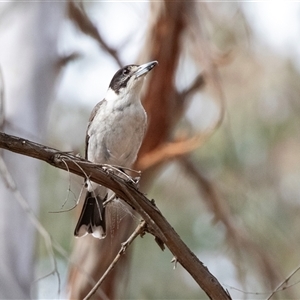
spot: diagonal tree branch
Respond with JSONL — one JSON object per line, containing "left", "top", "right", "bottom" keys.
{"left": 0, "top": 131, "right": 231, "bottom": 300}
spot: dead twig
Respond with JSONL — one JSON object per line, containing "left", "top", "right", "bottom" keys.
{"left": 266, "top": 265, "right": 300, "bottom": 300}
{"left": 0, "top": 152, "right": 105, "bottom": 297}
{"left": 0, "top": 155, "right": 61, "bottom": 294}
{"left": 0, "top": 132, "right": 231, "bottom": 300}
{"left": 84, "top": 221, "right": 147, "bottom": 300}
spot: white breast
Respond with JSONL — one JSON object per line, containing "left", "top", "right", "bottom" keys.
{"left": 87, "top": 98, "right": 147, "bottom": 167}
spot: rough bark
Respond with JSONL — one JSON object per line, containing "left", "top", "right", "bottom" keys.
{"left": 0, "top": 132, "right": 232, "bottom": 300}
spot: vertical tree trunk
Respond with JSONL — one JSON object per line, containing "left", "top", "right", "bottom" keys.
{"left": 0, "top": 3, "right": 66, "bottom": 298}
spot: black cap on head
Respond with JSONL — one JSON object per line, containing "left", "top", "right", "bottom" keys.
{"left": 109, "top": 65, "right": 138, "bottom": 93}
{"left": 109, "top": 61, "right": 158, "bottom": 94}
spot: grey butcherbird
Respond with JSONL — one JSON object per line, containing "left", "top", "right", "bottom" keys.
{"left": 74, "top": 61, "right": 158, "bottom": 239}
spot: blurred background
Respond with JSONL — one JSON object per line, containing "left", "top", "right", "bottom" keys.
{"left": 1, "top": 1, "right": 300, "bottom": 299}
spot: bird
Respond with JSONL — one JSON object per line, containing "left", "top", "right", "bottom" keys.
{"left": 74, "top": 60, "right": 158, "bottom": 239}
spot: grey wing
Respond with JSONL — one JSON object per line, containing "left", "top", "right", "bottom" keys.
{"left": 85, "top": 99, "right": 106, "bottom": 159}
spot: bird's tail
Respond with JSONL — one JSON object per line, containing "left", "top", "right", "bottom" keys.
{"left": 74, "top": 191, "right": 106, "bottom": 239}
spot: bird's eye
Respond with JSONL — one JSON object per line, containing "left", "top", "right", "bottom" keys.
{"left": 123, "top": 68, "right": 130, "bottom": 76}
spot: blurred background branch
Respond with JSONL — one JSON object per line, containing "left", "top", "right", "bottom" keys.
{"left": 1, "top": 1, "right": 300, "bottom": 299}
{"left": 67, "top": 0, "right": 122, "bottom": 67}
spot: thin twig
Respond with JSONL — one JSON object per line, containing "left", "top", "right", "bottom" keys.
{"left": 266, "top": 265, "right": 300, "bottom": 300}
{"left": 0, "top": 156, "right": 61, "bottom": 294}
{"left": 0, "top": 152, "right": 106, "bottom": 297}
{"left": 101, "top": 163, "right": 141, "bottom": 184}
{"left": 84, "top": 220, "right": 147, "bottom": 300}
{"left": 0, "top": 132, "right": 232, "bottom": 299}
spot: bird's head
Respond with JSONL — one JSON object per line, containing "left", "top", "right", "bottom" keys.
{"left": 106, "top": 61, "right": 158, "bottom": 102}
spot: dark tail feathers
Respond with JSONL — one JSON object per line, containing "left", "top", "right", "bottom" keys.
{"left": 74, "top": 192, "right": 106, "bottom": 239}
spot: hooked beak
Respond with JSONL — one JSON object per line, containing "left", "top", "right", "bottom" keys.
{"left": 135, "top": 61, "right": 158, "bottom": 78}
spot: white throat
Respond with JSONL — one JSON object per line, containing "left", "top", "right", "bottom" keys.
{"left": 105, "top": 85, "right": 143, "bottom": 111}
{"left": 105, "top": 88, "right": 119, "bottom": 102}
